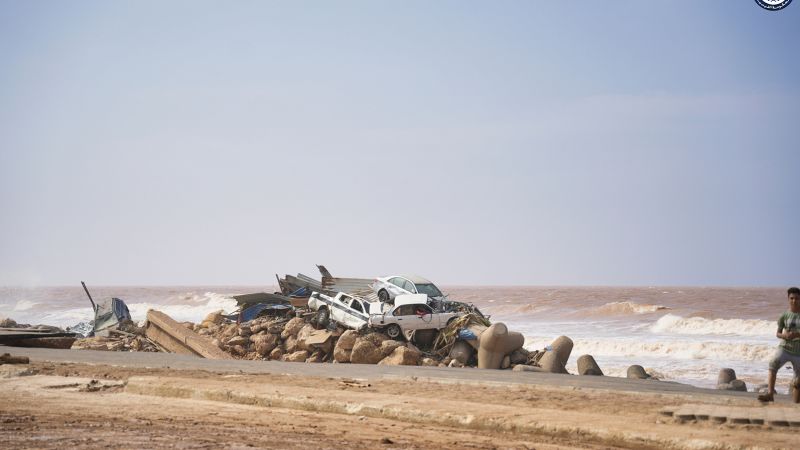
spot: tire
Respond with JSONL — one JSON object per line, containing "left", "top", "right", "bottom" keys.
{"left": 378, "top": 289, "right": 390, "bottom": 303}
{"left": 386, "top": 324, "right": 402, "bottom": 340}
{"left": 315, "top": 308, "right": 330, "bottom": 329}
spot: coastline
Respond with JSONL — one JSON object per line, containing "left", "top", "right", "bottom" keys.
{"left": 1, "top": 346, "right": 797, "bottom": 449}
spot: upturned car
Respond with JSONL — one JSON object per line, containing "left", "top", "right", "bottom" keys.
{"left": 307, "top": 291, "right": 383, "bottom": 330}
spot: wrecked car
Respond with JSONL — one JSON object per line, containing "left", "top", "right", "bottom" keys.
{"left": 372, "top": 275, "right": 446, "bottom": 303}
{"left": 307, "top": 291, "right": 383, "bottom": 330}
{"left": 368, "top": 294, "right": 461, "bottom": 340}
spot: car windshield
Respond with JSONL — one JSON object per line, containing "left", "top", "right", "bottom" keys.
{"left": 415, "top": 283, "right": 442, "bottom": 297}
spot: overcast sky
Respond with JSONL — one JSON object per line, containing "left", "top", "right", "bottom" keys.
{"left": 1, "top": 1, "right": 798, "bottom": 286}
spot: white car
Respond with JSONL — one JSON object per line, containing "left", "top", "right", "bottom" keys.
{"left": 307, "top": 291, "right": 384, "bottom": 330}
{"left": 368, "top": 294, "right": 460, "bottom": 340}
{"left": 372, "top": 275, "right": 445, "bottom": 303}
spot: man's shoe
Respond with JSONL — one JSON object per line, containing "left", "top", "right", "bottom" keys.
{"left": 758, "top": 392, "right": 774, "bottom": 402}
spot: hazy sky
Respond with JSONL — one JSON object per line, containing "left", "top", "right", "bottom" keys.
{"left": 1, "top": 1, "right": 798, "bottom": 286}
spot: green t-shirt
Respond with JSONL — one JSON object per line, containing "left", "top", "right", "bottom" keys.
{"left": 778, "top": 311, "right": 800, "bottom": 355}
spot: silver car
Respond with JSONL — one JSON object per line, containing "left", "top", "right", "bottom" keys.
{"left": 372, "top": 275, "right": 445, "bottom": 303}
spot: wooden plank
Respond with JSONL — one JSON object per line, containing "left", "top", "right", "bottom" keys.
{"left": 145, "top": 310, "right": 232, "bottom": 360}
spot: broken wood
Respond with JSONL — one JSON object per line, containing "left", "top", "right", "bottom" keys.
{"left": 145, "top": 310, "right": 232, "bottom": 360}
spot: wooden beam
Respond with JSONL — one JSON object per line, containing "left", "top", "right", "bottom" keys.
{"left": 145, "top": 310, "right": 232, "bottom": 360}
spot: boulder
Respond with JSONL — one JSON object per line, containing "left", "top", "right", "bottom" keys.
{"left": 251, "top": 333, "right": 279, "bottom": 357}
{"left": 295, "top": 324, "right": 316, "bottom": 351}
{"left": 283, "top": 350, "right": 309, "bottom": 362}
{"left": 0, "top": 318, "right": 18, "bottom": 328}
{"left": 420, "top": 357, "right": 439, "bottom": 366}
{"left": 350, "top": 333, "right": 390, "bottom": 364}
{"left": 501, "top": 355, "right": 511, "bottom": 369}
{"left": 538, "top": 336, "right": 573, "bottom": 374}
{"left": 281, "top": 317, "right": 305, "bottom": 340}
{"left": 269, "top": 347, "right": 284, "bottom": 360}
{"left": 230, "top": 345, "right": 246, "bottom": 356}
{"left": 238, "top": 326, "right": 252, "bottom": 337}
{"left": 201, "top": 310, "right": 225, "bottom": 328}
{"left": 477, "top": 323, "right": 525, "bottom": 369}
{"left": 226, "top": 336, "right": 249, "bottom": 347}
{"left": 626, "top": 365, "right": 650, "bottom": 379}
{"left": 378, "top": 346, "right": 421, "bottom": 366}
{"left": 306, "top": 349, "right": 324, "bottom": 363}
{"left": 379, "top": 340, "right": 404, "bottom": 358}
{"left": 576, "top": 354, "right": 603, "bottom": 376}
{"left": 333, "top": 330, "right": 358, "bottom": 363}
{"left": 449, "top": 340, "right": 474, "bottom": 365}
{"left": 284, "top": 336, "right": 299, "bottom": 354}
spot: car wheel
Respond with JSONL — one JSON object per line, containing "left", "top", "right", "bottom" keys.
{"left": 378, "top": 289, "right": 389, "bottom": 302}
{"left": 315, "top": 308, "right": 330, "bottom": 329}
{"left": 386, "top": 324, "right": 402, "bottom": 340}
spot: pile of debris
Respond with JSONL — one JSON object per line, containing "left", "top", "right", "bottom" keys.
{"left": 0, "top": 318, "right": 77, "bottom": 349}
{"left": 71, "top": 320, "right": 159, "bottom": 352}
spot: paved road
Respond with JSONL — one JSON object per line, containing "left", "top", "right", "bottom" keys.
{"left": 3, "top": 345, "right": 766, "bottom": 400}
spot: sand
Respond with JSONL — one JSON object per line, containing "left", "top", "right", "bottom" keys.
{"left": 0, "top": 349, "right": 798, "bottom": 449}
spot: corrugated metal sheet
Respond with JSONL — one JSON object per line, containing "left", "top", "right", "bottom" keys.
{"left": 321, "top": 276, "right": 374, "bottom": 297}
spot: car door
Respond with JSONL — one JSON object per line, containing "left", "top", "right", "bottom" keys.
{"left": 387, "top": 277, "right": 408, "bottom": 298}
{"left": 395, "top": 303, "right": 435, "bottom": 331}
{"left": 345, "top": 298, "right": 369, "bottom": 329}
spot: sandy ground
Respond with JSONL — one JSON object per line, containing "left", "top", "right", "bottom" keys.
{"left": 1, "top": 360, "right": 798, "bottom": 449}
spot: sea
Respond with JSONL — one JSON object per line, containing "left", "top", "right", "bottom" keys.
{"left": 0, "top": 285, "right": 794, "bottom": 393}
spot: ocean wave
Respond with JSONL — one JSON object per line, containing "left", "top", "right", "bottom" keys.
{"left": 525, "top": 338, "right": 775, "bottom": 367}
{"left": 592, "top": 301, "right": 670, "bottom": 316}
{"left": 650, "top": 314, "right": 774, "bottom": 337}
{"left": 12, "top": 299, "right": 38, "bottom": 311}
{"left": 126, "top": 292, "right": 237, "bottom": 324}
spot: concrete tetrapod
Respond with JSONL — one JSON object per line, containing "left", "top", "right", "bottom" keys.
{"left": 576, "top": 354, "right": 603, "bottom": 376}
{"left": 476, "top": 323, "right": 525, "bottom": 369}
{"left": 538, "top": 336, "right": 573, "bottom": 374}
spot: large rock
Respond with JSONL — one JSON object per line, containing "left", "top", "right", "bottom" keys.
{"left": 226, "top": 336, "right": 249, "bottom": 347}
{"left": 269, "top": 347, "right": 284, "bottom": 360}
{"left": 333, "top": 330, "right": 358, "bottom": 363}
{"left": 378, "top": 346, "right": 421, "bottom": 366}
{"left": 379, "top": 340, "right": 404, "bottom": 358}
{"left": 576, "top": 354, "right": 603, "bottom": 376}
{"left": 283, "top": 350, "right": 309, "bottom": 362}
{"left": 284, "top": 336, "right": 299, "bottom": 354}
{"left": 350, "top": 333, "right": 390, "bottom": 364}
{"left": 538, "top": 336, "right": 573, "bottom": 374}
{"left": 281, "top": 317, "right": 305, "bottom": 340}
{"left": 251, "top": 333, "right": 279, "bottom": 357}
{"left": 201, "top": 310, "right": 225, "bottom": 328}
{"left": 477, "top": 323, "right": 525, "bottom": 369}
{"left": 295, "top": 324, "right": 316, "bottom": 351}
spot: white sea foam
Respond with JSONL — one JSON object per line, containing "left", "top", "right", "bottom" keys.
{"left": 13, "top": 299, "right": 38, "bottom": 311}
{"left": 650, "top": 314, "right": 774, "bottom": 337}
{"left": 593, "top": 301, "right": 670, "bottom": 315}
{"left": 125, "top": 292, "right": 237, "bottom": 324}
{"left": 521, "top": 335, "right": 775, "bottom": 363}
